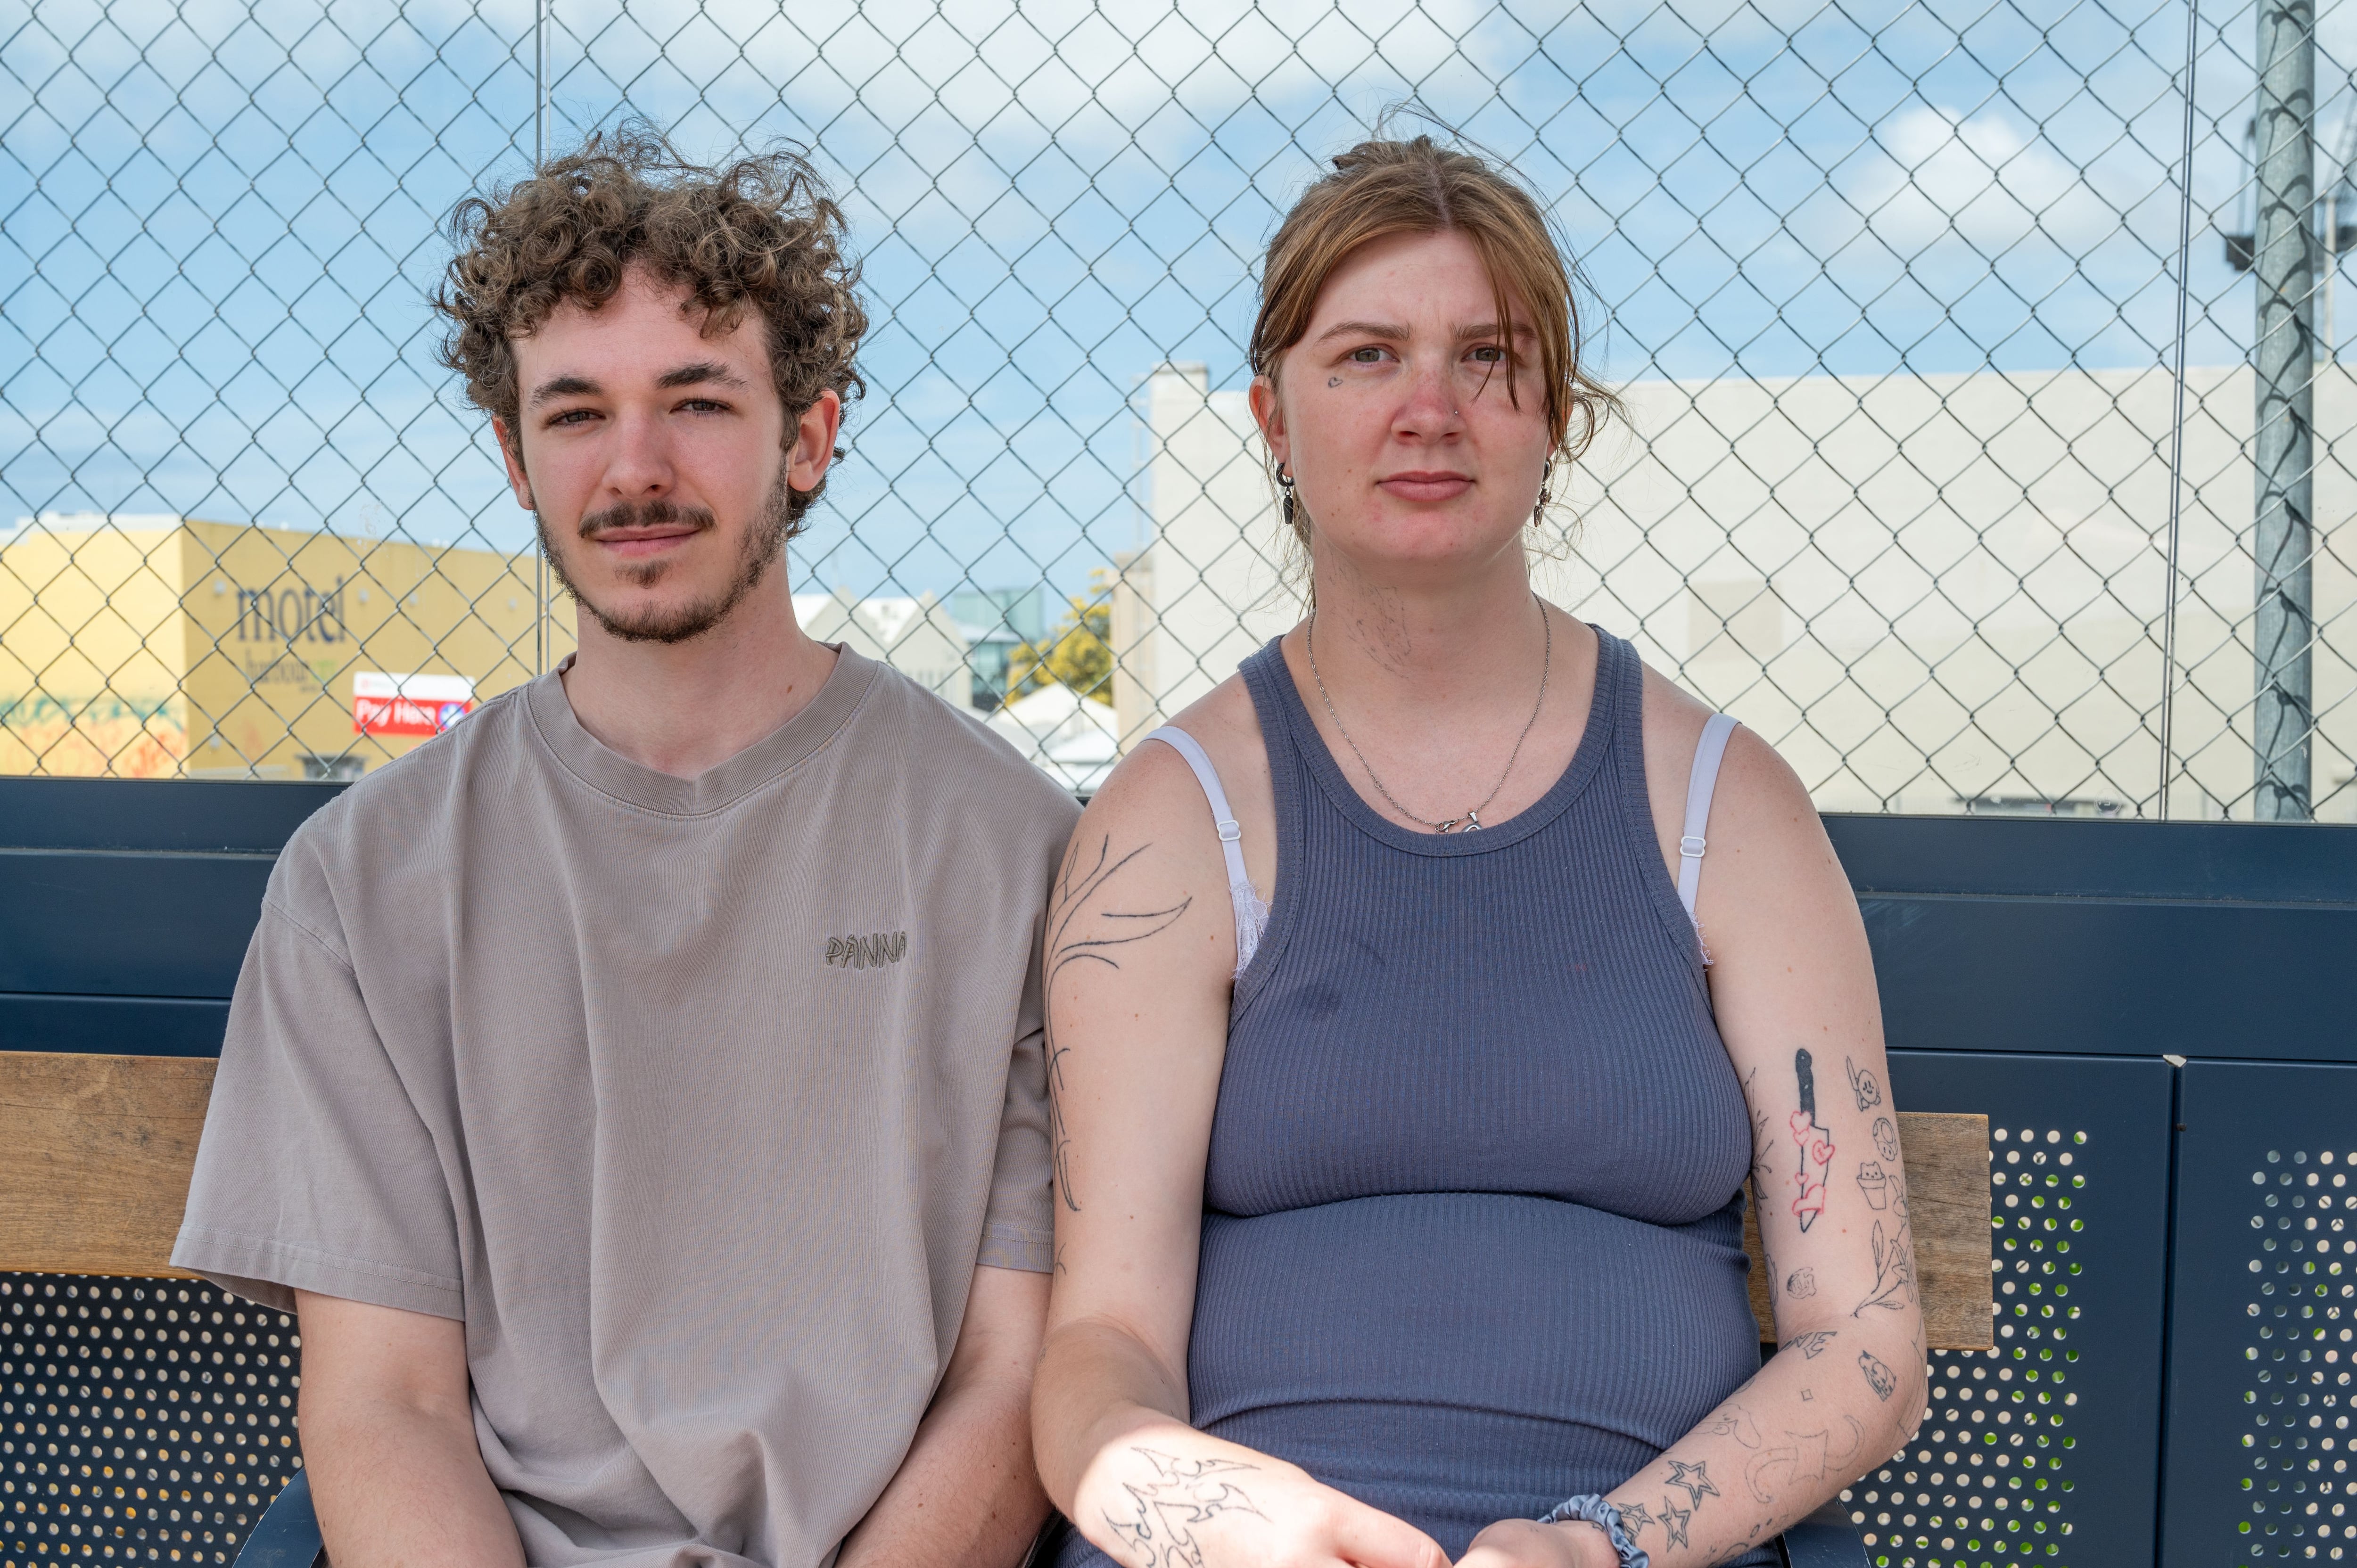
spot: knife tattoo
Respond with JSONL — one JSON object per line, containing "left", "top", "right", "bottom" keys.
{"left": 1789, "top": 1048, "right": 1835, "bottom": 1231}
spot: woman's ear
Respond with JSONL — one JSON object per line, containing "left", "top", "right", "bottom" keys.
{"left": 1247, "top": 373, "right": 1288, "bottom": 472}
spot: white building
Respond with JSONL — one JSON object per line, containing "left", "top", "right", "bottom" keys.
{"left": 794, "top": 590, "right": 970, "bottom": 703}
{"left": 1113, "top": 363, "right": 2357, "bottom": 819}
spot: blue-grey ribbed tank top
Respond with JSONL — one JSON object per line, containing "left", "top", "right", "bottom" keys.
{"left": 1055, "top": 629, "right": 1769, "bottom": 1568}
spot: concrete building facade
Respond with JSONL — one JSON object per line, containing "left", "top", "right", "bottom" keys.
{"left": 1114, "top": 363, "right": 2357, "bottom": 819}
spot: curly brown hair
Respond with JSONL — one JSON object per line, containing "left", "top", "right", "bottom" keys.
{"left": 435, "top": 124, "right": 867, "bottom": 532}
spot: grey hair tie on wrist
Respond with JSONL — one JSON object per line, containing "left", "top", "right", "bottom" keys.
{"left": 1536, "top": 1494, "right": 1649, "bottom": 1568}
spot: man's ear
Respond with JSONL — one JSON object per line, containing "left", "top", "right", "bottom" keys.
{"left": 492, "top": 418, "right": 536, "bottom": 510}
{"left": 785, "top": 388, "right": 844, "bottom": 494}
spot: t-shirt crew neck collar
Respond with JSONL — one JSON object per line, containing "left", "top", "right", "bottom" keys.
{"left": 524, "top": 643, "right": 878, "bottom": 818}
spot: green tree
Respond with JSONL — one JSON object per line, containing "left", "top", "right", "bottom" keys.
{"left": 1008, "top": 573, "right": 1114, "bottom": 705}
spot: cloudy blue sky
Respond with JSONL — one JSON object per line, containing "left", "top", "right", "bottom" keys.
{"left": 3, "top": 0, "right": 2350, "bottom": 606}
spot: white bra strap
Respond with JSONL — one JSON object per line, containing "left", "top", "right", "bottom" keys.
{"left": 1677, "top": 713, "right": 1739, "bottom": 923}
{"left": 1145, "top": 725, "right": 1250, "bottom": 899}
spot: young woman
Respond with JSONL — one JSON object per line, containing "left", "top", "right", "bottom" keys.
{"left": 1031, "top": 137, "right": 1925, "bottom": 1568}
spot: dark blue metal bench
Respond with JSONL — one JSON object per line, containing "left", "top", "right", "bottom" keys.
{"left": 7, "top": 778, "right": 2352, "bottom": 1568}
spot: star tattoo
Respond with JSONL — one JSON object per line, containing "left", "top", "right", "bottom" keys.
{"left": 1665, "top": 1459, "right": 1719, "bottom": 1508}
{"left": 1658, "top": 1498, "right": 1692, "bottom": 1549}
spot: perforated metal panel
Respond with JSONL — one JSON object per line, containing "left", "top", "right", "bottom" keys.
{"left": 1, "top": 1275, "right": 300, "bottom": 1567}
{"left": 1874, "top": 1051, "right": 2175, "bottom": 1568}
{"left": 2163, "top": 1062, "right": 2357, "bottom": 1568}
{"left": 1842, "top": 1123, "right": 2093, "bottom": 1568}
{"left": 2233, "top": 1143, "right": 2357, "bottom": 1562}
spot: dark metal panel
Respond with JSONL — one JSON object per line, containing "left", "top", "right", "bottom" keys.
{"left": 0, "top": 852, "right": 272, "bottom": 999}
{"left": 2159, "top": 1060, "right": 2357, "bottom": 1568}
{"left": 1849, "top": 1049, "right": 2176, "bottom": 1568}
{"left": 0, "top": 779, "right": 342, "bottom": 854}
{"left": 1858, "top": 895, "right": 2357, "bottom": 1062}
{"left": 1824, "top": 813, "right": 2357, "bottom": 903}
{"left": 0, "top": 1274, "right": 301, "bottom": 1566}
{"left": 0, "top": 994, "right": 232, "bottom": 1056}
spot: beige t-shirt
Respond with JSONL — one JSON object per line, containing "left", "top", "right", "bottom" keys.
{"left": 173, "top": 649, "right": 1078, "bottom": 1568}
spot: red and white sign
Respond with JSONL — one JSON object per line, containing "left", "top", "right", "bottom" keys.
{"left": 354, "top": 672, "right": 477, "bottom": 738}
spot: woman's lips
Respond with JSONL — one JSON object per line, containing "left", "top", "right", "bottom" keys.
{"left": 1377, "top": 471, "right": 1474, "bottom": 502}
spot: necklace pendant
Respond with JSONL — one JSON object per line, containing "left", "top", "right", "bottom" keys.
{"left": 1440, "top": 809, "right": 1481, "bottom": 835}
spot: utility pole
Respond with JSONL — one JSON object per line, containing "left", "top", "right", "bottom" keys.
{"left": 2253, "top": 0, "right": 2316, "bottom": 819}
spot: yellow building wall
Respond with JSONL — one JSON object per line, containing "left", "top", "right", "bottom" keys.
{"left": 2, "top": 518, "right": 575, "bottom": 779}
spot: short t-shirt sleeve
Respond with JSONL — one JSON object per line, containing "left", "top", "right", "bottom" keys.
{"left": 977, "top": 909, "right": 1057, "bottom": 1274}
{"left": 171, "top": 846, "right": 464, "bottom": 1318}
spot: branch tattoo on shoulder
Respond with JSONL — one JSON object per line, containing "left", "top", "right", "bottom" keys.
{"left": 1104, "top": 1448, "right": 1265, "bottom": 1568}
{"left": 1043, "top": 835, "right": 1192, "bottom": 1213}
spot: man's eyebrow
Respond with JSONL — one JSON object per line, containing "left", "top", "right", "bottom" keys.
{"left": 528, "top": 374, "right": 599, "bottom": 407}
{"left": 1313, "top": 319, "right": 1410, "bottom": 345}
{"left": 655, "top": 361, "right": 749, "bottom": 391}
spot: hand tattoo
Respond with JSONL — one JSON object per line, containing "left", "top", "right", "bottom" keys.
{"left": 1104, "top": 1448, "right": 1264, "bottom": 1568}
{"left": 1044, "top": 835, "right": 1192, "bottom": 1211}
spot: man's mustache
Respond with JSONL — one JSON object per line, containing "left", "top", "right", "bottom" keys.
{"left": 576, "top": 500, "right": 717, "bottom": 538}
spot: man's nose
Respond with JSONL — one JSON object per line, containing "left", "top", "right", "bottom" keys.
{"left": 601, "top": 406, "right": 676, "bottom": 499}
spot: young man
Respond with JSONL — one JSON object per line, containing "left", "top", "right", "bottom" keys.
{"left": 173, "top": 131, "right": 1079, "bottom": 1568}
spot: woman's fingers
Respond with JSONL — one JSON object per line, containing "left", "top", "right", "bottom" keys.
{"left": 1324, "top": 1497, "right": 1450, "bottom": 1568}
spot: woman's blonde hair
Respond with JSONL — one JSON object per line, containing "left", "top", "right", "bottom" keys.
{"left": 1249, "top": 134, "right": 1618, "bottom": 557}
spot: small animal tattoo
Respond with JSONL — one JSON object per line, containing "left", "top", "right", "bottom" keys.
{"left": 1872, "top": 1116, "right": 1902, "bottom": 1162}
{"left": 1786, "top": 1267, "right": 1817, "bottom": 1299}
{"left": 1846, "top": 1055, "right": 1883, "bottom": 1111}
{"left": 1857, "top": 1349, "right": 1898, "bottom": 1401}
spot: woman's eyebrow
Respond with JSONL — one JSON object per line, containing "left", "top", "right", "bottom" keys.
{"left": 1313, "top": 319, "right": 1409, "bottom": 344}
{"left": 1455, "top": 321, "right": 1537, "bottom": 342}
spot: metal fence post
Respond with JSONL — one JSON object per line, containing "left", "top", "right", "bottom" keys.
{"left": 2160, "top": 0, "right": 2201, "bottom": 821}
{"left": 2252, "top": 0, "right": 2316, "bottom": 820}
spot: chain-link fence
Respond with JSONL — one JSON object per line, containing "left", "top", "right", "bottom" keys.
{"left": 6, "top": 0, "right": 2356, "bottom": 818}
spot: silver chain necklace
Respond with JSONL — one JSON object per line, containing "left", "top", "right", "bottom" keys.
{"left": 1305, "top": 592, "right": 1553, "bottom": 834}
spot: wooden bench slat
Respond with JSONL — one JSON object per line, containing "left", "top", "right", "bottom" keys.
{"left": 0, "top": 1051, "right": 214, "bottom": 1277}
{"left": 1746, "top": 1111, "right": 1994, "bottom": 1350}
{"left": 1, "top": 1055, "right": 1995, "bottom": 1354}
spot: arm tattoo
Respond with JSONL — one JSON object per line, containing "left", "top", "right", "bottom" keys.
{"left": 1845, "top": 1055, "right": 1883, "bottom": 1112}
{"left": 1104, "top": 1448, "right": 1264, "bottom": 1568}
{"left": 1616, "top": 1501, "right": 1654, "bottom": 1539}
{"left": 1742, "top": 1415, "right": 1863, "bottom": 1504}
{"left": 1852, "top": 1217, "right": 1917, "bottom": 1316}
{"left": 1857, "top": 1349, "right": 1898, "bottom": 1401}
{"left": 1782, "top": 1329, "right": 1837, "bottom": 1359}
{"left": 1785, "top": 1267, "right": 1816, "bottom": 1299}
{"left": 1788, "top": 1049, "right": 1834, "bottom": 1231}
{"left": 1665, "top": 1460, "right": 1719, "bottom": 1509}
{"left": 1043, "top": 835, "right": 1193, "bottom": 1212}
{"left": 1657, "top": 1498, "right": 1692, "bottom": 1549}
